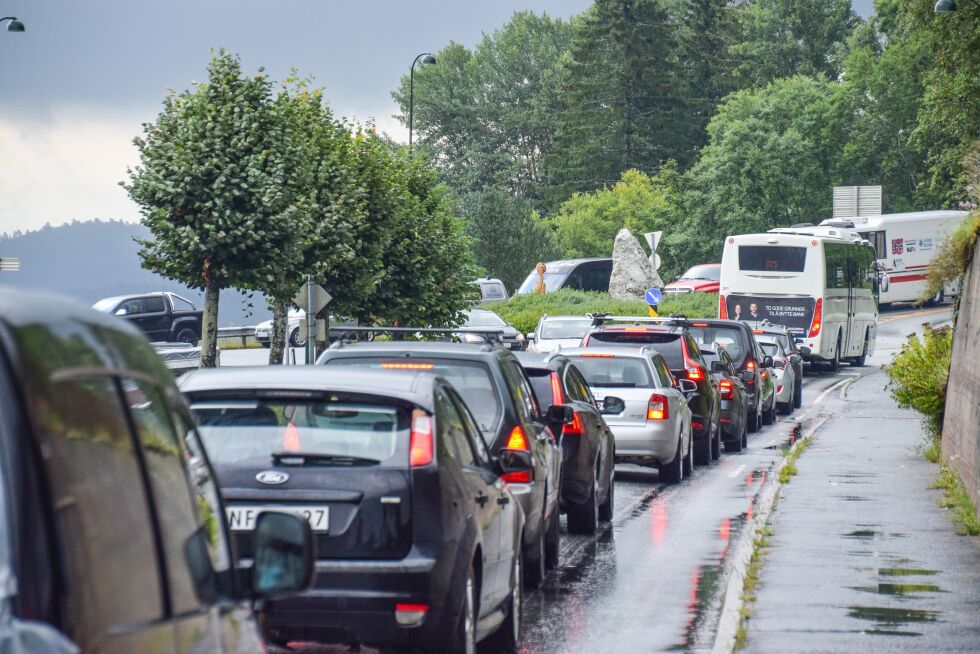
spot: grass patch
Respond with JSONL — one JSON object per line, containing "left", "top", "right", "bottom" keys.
{"left": 923, "top": 435, "right": 942, "bottom": 464}
{"left": 217, "top": 338, "right": 264, "bottom": 350}
{"left": 777, "top": 437, "right": 812, "bottom": 484}
{"left": 931, "top": 465, "right": 980, "bottom": 536}
{"left": 734, "top": 524, "right": 774, "bottom": 650}
{"left": 487, "top": 288, "right": 716, "bottom": 333}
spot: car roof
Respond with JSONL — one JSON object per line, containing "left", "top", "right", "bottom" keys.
{"left": 320, "top": 340, "right": 509, "bottom": 361}
{"left": 540, "top": 315, "right": 592, "bottom": 322}
{"left": 0, "top": 286, "right": 176, "bottom": 393}
{"left": 179, "top": 366, "right": 440, "bottom": 412}
{"left": 558, "top": 346, "right": 660, "bottom": 359}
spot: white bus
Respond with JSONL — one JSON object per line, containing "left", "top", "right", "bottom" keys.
{"left": 820, "top": 210, "right": 969, "bottom": 306}
{"left": 719, "top": 226, "right": 879, "bottom": 370}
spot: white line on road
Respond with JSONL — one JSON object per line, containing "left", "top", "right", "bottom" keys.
{"left": 727, "top": 464, "right": 746, "bottom": 479}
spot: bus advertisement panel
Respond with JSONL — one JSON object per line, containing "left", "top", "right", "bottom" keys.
{"left": 725, "top": 295, "right": 815, "bottom": 337}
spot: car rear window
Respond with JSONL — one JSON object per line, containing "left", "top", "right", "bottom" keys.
{"left": 586, "top": 331, "right": 685, "bottom": 369}
{"left": 192, "top": 399, "right": 409, "bottom": 467}
{"left": 687, "top": 326, "right": 748, "bottom": 366}
{"left": 324, "top": 357, "right": 502, "bottom": 432}
{"left": 525, "top": 368, "right": 556, "bottom": 411}
{"left": 540, "top": 318, "right": 592, "bottom": 340}
{"left": 759, "top": 342, "right": 780, "bottom": 358}
{"left": 565, "top": 355, "right": 655, "bottom": 389}
{"left": 738, "top": 246, "right": 807, "bottom": 273}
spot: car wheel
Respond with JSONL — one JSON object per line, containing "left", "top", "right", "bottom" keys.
{"left": 523, "top": 523, "right": 546, "bottom": 589}
{"left": 289, "top": 327, "right": 307, "bottom": 348}
{"left": 260, "top": 342, "right": 271, "bottom": 349}
{"left": 741, "top": 417, "right": 748, "bottom": 449}
{"left": 598, "top": 465, "right": 614, "bottom": 522}
{"left": 174, "top": 328, "right": 198, "bottom": 345}
{"left": 439, "top": 562, "right": 477, "bottom": 654}
{"left": 747, "top": 404, "right": 760, "bottom": 433}
{"left": 793, "top": 381, "right": 803, "bottom": 409}
{"left": 567, "top": 473, "right": 599, "bottom": 535}
{"left": 726, "top": 423, "right": 743, "bottom": 453}
{"left": 682, "top": 432, "right": 694, "bottom": 475}
{"left": 545, "top": 504, "right": 560, "bottom": 570}
{"left": 711, "top": 424, "right": 722, "bottom": 460}
{"left": 660, "top": 436, "right": 684, "bottom": 484}
{"left": 484, "top": 550, "right": 522, "bottom": 654}
{"left": 778, "top": 401, "right": 791, "bottom": 416}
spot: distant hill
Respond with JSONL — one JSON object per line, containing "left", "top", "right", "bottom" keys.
{"left": 0, "top": 220, "right": 271, "bottom": 326}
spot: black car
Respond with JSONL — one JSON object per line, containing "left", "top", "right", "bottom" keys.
{"left": 0, "top": 287, "right": 313, "bottom": 654}
{"left": 702, "top": 348, "right": 750, "bottom": 452}
{"left": 582, "top": 316, "right": 722, "bottom": 465}
{"left": 318, "top": 342, "right": 562, "bottom": 588}
{"left": 683, "top": 318, "right": 777, "bottom": 432}
{"left": 181, "top": 366, "right": 527, "bottom": 653}
{"left": 515, "top": 352, "right": 616, "bottom": 534}
{"left": 92, "top": 291, "right": 203, "bottom": 344}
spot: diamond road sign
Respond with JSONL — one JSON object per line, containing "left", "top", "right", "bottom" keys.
{"left": 294, "top": 282, "right": 332, "bottom": 314}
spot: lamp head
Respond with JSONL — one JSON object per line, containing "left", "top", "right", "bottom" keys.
{"left": 934, "top": 0, "right": 957, "bottom": 12}
{"left": 421, "top": 54, "right": 436, "bottom": 66}
{"left": 5, "top": 18, "right": 25, "bottom": 32}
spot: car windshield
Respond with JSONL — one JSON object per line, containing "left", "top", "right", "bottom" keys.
{"left": 687, "top": 326, "right": 747, "bottom": 366}
{"left": 680, "top": 265, "right": 720, "bottom": 281}
{"left": 92, "top": 298, "right": 121, "bottom": 313}
{"left": 464, "top": 310, "right": 507, "bottom": 328}
{"left": 324, "top": 357, "right": 502, "bottom": 432}
{"left": 586, "top": 331, "right": 685, "bottom": 369}
{"left": 517, "top": 271, "right": 570, "bottom": 294}
{"left": 540, "top": 318, "right": 592, "bottom": 340}
{"left": 567, "top": 355, "right": 654, "bottom": 388}
{"left": 191, "top": 399, "right": 407, "bottom": 467}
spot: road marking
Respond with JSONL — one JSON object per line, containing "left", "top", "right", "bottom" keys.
{"left": 880, "top": 307, "right": 950, "bottom": 323}
{"left": 728, "top": 464, "right": 746, "bottom": 479}
{"left": 794, "top": 374, "right": 862, "bottom": 423}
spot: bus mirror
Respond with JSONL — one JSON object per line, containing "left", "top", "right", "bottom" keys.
{"left": 880, "top": 274, "right": 890, "bottom": 293}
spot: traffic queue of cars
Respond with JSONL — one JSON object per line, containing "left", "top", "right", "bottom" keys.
{"left": 2, "top": 285, "right": 803, "bottom": 654}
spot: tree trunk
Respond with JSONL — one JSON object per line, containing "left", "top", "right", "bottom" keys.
{"left": 200, "top": 274, "right": 221, "bottom": 368}
{"left": 269, "top": 298, "right": 289, "bottom": 365}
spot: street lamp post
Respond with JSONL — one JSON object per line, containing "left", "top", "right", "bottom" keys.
{"left": 0, "top": 16, "right": 25, "bottom": 32}
{"left": 408, "top": 52, "right": 436, "bottom": 158}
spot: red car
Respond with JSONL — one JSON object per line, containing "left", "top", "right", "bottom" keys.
{"left": 664, "top": 263, "right": 721, "bottom": 294}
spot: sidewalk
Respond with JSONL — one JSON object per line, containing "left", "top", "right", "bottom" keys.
{"left": 744, "top": 368, "right": 980, "bottom": 653}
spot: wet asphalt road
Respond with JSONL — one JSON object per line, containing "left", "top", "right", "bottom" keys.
{"left": 230, "top": 305, "right": 955, "bottom": 654}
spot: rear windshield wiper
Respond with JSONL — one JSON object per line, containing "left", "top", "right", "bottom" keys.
{"left": 271, "top": 451, "right": 381, "bottom": 466}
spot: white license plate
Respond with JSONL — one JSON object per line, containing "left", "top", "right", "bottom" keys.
{"left": 226, "top": 505, "right": 330, "bottom": 532}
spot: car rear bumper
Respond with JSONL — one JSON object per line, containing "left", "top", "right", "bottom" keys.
{"left": 260, "top": 550, "right": 451, "bottom": 648}
{"left": 606, "top": 421, "right": 676, "bottom": 463}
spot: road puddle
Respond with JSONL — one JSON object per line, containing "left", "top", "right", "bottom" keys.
{"left": 847, "top": 605, "right": 940, "bottom": 625}
{"left": 851, "top": 582, "right": 945, "bottom": 596}
{"left": 843, "top": 528, "right": 905, "bottom": 539}
{"left": 879, "top": 567, "right": 939, "bottom": 577}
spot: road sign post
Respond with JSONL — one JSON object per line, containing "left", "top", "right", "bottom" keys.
{"left": 645, "top": 287, "right": 662, "bottom": 318}
{"left": 294, "top": 277, "right": 332, "bottom": 364}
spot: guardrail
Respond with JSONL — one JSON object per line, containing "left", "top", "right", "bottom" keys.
{"left": 217, "top": 326, "right": 256, "bottom": 348}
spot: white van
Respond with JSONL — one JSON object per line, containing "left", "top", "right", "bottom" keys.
{"left": 820, "top": 210, "right": 969, "bottom": 306}
{"left": 719, "top": 226, "right": 879, "bottom": 370}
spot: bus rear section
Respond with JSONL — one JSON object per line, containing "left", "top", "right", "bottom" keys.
{"left": 719, "top": 231, "right": 878, "bottom": 368}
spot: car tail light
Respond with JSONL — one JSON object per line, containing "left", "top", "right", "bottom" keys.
{"left": 719, "top": 294, "right": 728, "bottom": 319}
{"left": 550, "top": 372, "right": 565, "bottom": 405}
{"left": 283, "top": 423, "right": 301, "bottom": 451}
{"left": 502, "top": 425, "right": 533, "bottom": 483}
{"left": 692, "top": 420, "right": 705, "bottom": 431}
{"left": 581, "top": 353, "right": 616, "bottom": 358}
{"left": 681, "top": 339, "right": 705, "bottom": 382}
{"left": 647, "top": 394, "right": 668, "bottom": 421}
{"left": 410, "top": 410, "right": 433, "bottom": 467}
{"left": 395, "top": 603, "right": 429, "bottom": 627}
{"left": 808, "top": 298, "right": 822, "bottom": 337}
{"left": 382, "top": 362, "right": 435, "bottom": 370}
{"left": 720, "top": 379, "right": 734, "bottom": 400}
{"left": 761, "top": 370, "right": 768, "bottom": 380}
{"left": 564, "top": 411, "right": 586, "bottom": 435}
{"left": 777, "top": 385, "right": 784, "bottom": 394}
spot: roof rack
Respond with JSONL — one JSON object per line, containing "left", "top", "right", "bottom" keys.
{"left": 328, "top": 326, "right": 506, "bottom": 347}
{"left": 588, "top": 314, "right": 691, "bottom": 328}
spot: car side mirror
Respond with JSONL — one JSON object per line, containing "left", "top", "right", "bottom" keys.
{"left": 773, "top": 359, "right": 786, "bottom": 370}
{"left": 799, "top": 346, "right": 811, "bottom": 357}
{"left": 251, "top": 511, "right": 315, "bottom": 598}
{"left": 710, "top": 360, "right": 726, "bottom": 373}
{"left": 498, "top": 448, "right": 533, "bottom": 476}
{"left": 115, "top": 308, "right": 128, "bottom": 316}
{"left": 739, "top": 370, "right": 755, "bottom": 382}
{"left": 678, "top": 379, "right": 698, "bottom": 395}
{"left": 527, "top": 332, "right": 536, "bottom": 341}
{"left": 601, "top": 396, "right": 625, "bottom": 415}
{"left": 788, "top": 354, "right": 801, "bottom": 364}
{"left": 546, "top": 404, "right": 575, "bottom": 425}
{"left": 763, "top": 356, "right": 774, "bottom": 368}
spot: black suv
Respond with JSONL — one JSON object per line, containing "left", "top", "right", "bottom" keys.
{"left": 516, "top": 352, "right": 616, "bottom": 535}
{"left": 0, "top": 288, "right": 313, "bottom": 654}
{"left": 582, "top": 316, "right": 722, "bottom": 465}
{"left": 318, "top": 341, "right": 562, "bottom": 588}
{"left": 682, "top": 319, "right": 776, "bottom": 432}
{"left": 181, "top": 366, "right": 528, "bottom": 653}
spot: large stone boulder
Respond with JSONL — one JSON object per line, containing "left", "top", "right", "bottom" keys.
{"left": 608, "top": 228, "right": 663, "bottom": 300}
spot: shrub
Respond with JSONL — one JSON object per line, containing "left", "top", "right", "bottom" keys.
{"left": 883, "top": 325, "right": 954, "bottom": 438}
{"left": 922, "top": 211, "right": 980, "bottom": 302}
{"left": 486, "top": 289, "right": 716, "bottom": 334}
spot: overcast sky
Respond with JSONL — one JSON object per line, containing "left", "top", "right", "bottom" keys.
{"left": 0, "top": 0, "right": 874, "bottom": 234}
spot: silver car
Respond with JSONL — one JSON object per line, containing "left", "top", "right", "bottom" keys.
{"left": 756, "top": 336, "right": 797, "bottom": 415}
{"left": 561, "top": 347, "right": 696, "bottom": 484}
{"left": 527, "top": 315, "right": 593, "bottom": 354}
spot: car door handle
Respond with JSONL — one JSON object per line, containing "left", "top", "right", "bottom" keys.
{"left": 497, "top": 495, "right": 510, "bottom": 506}
{"left": 475, "top": 493, "right": 489, "bottom": 507}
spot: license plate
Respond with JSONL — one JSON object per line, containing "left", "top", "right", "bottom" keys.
{"left": 226, "top": 505, "right": 329, "bottom": 532}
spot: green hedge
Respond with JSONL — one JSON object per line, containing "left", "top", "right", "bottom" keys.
{"left": 485, "top": 289, "right": 717, "bottom": 334}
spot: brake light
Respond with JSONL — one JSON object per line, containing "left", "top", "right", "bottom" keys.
{"left": 752, "top": 329, "right": 765, "bottom": 335}
{"left": 808, "top": 298, "right": 822, "bottom": 337}
{"left": 647, "top": 394, "right": 669, "bottom": 421}
{"left": 761, "top": 370, "right": 768, "bottom": 379}
{"left": 581, "top": 353, "right": 616, "bottom": 358}
{"left": 681, "top": 338, "right": 705, "bottom": 382}
{"left": 283, "top": 423, "right": 301, "bottom": 451}
{"left": 382, "top": 362, "right": 435, "bottom": 370}
{"left": 720, "top": 379, "right": 734, "bottom": 400}
{"left": 777, "top": 386, "right": 784, "bottom": 394}
{"left": 719, "top": 294, "right": 728, "bottom": 319}
{"left": 506, "top": 425, "right": 530, "bottom": 451}
{"left": 624, "top": 327, "right": 649, "bottom": 332}
{"left": 564, "top": 411, "right": 586, "bottom": 435}
{"left": 746, "top": 359, "right": 755, "bottom": 369}
{"left": 410, "top": 410, "right": 433, "bottom": 467}
{"left": 395, "top": 603, "right": 429, "bottom": 627}
{"left": 550, "top": 372, "right": 565, "bottom": 405}
{"left": 692, "top": 420, "right": 705, "bottom": 431}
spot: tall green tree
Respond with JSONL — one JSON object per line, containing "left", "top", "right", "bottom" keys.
{"left": 461, "top": 188, "right": 559, "bottom": 292}
{"left": 125, "top": 52, "right": 295, "bottom": 367}
{"left": 548, "top": 0, "right": 689, "bottom": 203}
